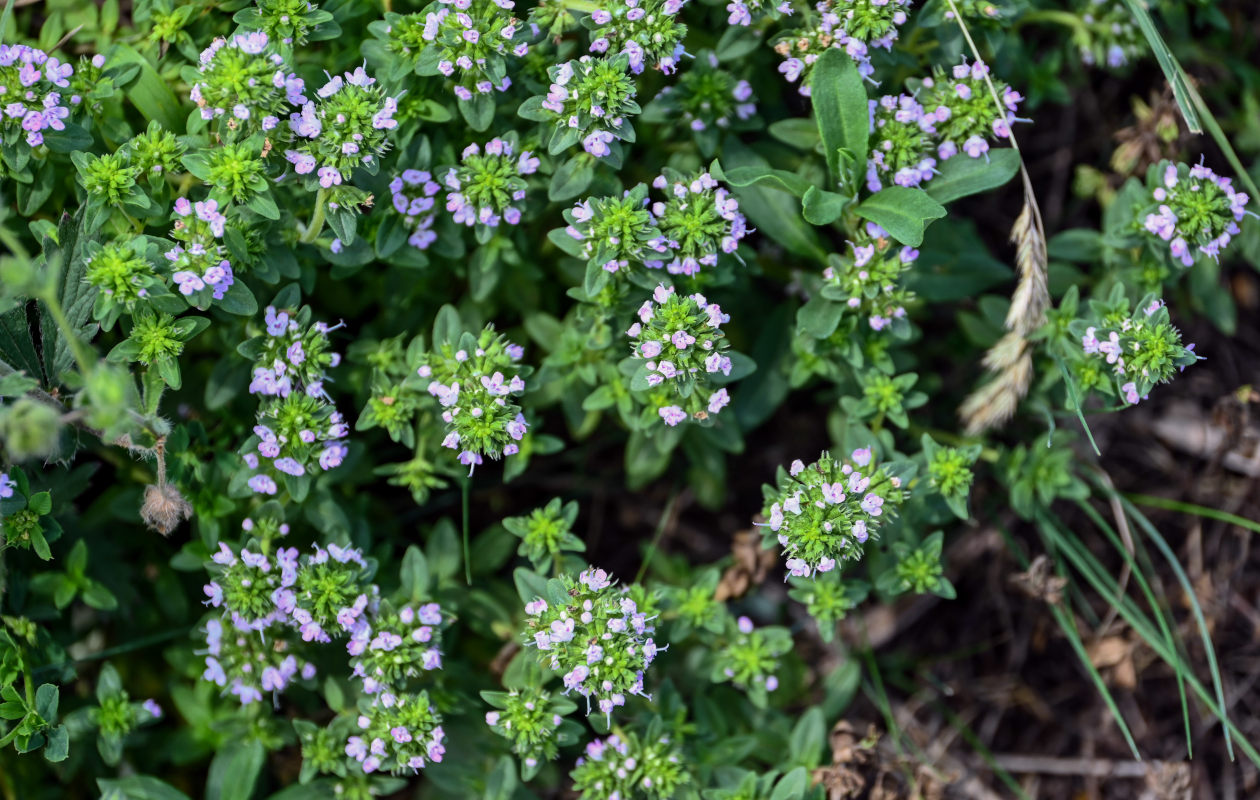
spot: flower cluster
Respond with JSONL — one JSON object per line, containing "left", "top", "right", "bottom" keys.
{"left": 190, "top": 32, "right": 306, "bottom": 135}
{"left": 760, "top": 449, "right": 908, "bottom": 578}
{"left": 571, "top": 730, "right": 690, "bottom": 800}
{"left": 442, "top": 136, "right": 538, "bottom": 237}
{"left": 203, "top": 541, "right": 294, "bottom": 631}
{"left": 651, "top": 52, "right": 756, "bottom": 136}
{"left": 1076, "top": 0, "right": 1141, "bottom": 69}
{"left": 389, "top": 168, "right": 442, "bottom": 250}
{"left": 237, "top": 0, "right": 336, "bottom": 46}
{"left": 201, "top": 616, "right": 315, "bottom": 705}
{"left": 522, "top": 568, "right": 662, "bottom": 720}
{"left": 775, "top": 0, "right": 912, "bottom": 93}
{"left": 628, "top": 284, "right": 734, "bottom": 425}
{"left": 286, "top": 544, "right": 374, "bottom": 643}
{"left": 922, "top": 59, "right": 1024, "bottom": 160}
{"left": 84, "top": 240, "right": 162, "bottom": 326}
{"left": 712, "top": 616, "right": 792, "bottom": 702}
{"left": 726, "top": 0, "right": 793, "bottom": 27}
{"left": 346, "top": 691, "right": 445, "bottom": 774}
{"left": 867, "top": 94, "right": 937, "bottom": 192}
{"left": 348, "top": 601, "right": 444, "bottom": 693}
{"left": 240, "top": 305, "right": 349, "bottom": 495}
{"left": 562, "top": 184, "right": 668, "bottom": 276}
{"left": 483, "top": 687, "right": 575, "bottom": 775}
{"left": 584, "top": 0, "right": 688, "bottom": 75}
{"left": 1071, "top": 293, "right": 1197, "bottom": 406}
{"left": 521, "top": 54, "right": 640, "bottom": 159}
{"left": 1142, "top": 161, "right": 1250, "bottom": 267}
{"left": 0, "top": 44, "right": 87, "bottom": 148}
{"left": 649, "top": 170, "right": 748, "bottom": 276}
{"left": 413, "top": 0, "right": 527, "bottom": 99}
{"left": 414, "top": 324, "right": 528, "bottom": 472}
{"left": 788, "top": 572, "right": 865, "bottom": 642}
{"left": 165, "top": 197, "right": 236, "bottom": 304}
{"left": 502, "top": 497, "right": 584, "bottom": 572}
{"left": 822, "top": 226, "right": 918, "bottom": 331}
{"left": 285, "top": 66, "right": 397, "bottom": 188}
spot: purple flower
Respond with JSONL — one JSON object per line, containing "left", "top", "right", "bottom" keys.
{"left": 659, "top": 405, "right": 687, "bottom": 426}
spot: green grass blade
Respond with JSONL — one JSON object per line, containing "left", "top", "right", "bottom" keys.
{"left": 1120, "top": 0, "right": 1200, "bottom": 133}
{"left": 1074, "top": 499, "right": 1192, "bottom": 758}
{"left": 1120, "top": 0, "right": 1260, "bottom": 199}
{"left": 1037, "top": 518, "right": 1142, "bottom": 759}
{"left": 1127, "top": 493, "right": 1260, "bottom": 536}
{"left": 1116, "top": 496, "right": 1235, "bottom": 760}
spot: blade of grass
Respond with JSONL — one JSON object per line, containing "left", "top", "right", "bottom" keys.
{"left": 1037, "top": 521, "right": 1142, "bottom": 759}
{"left": 1120, "top": 0, "right": 1260, "bottom": 200}
{"left": 635, "top": 487, "right": 680, "bottom": 584}
{"left": 1037, "top": 510, "right": 1257, "bottom": 764}
{"left": 1075, "top": 499, "right": 1192, "bottom": 758}
{"left": 1126, "top": 493, "right": 1260, "bottom": 536}
{"left": 1115, "top": 496, "right": 1235, "bottom": 760}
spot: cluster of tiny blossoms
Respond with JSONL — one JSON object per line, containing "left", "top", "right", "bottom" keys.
{"left": 443, "top": 136, "right": 538, "bottom": 235}
{"left": 523, "top": 568, "right": 663, "bottom": 721}
{"left": 191, "top": 32, "right": 307, "bottom": 135}
{"left": 346, "top": 691, "right": 445, "bottom": 774}
{"left": 532, "top": 54, "right": 639, "bottom": 158}
{"left": 649, "top": 171, "right": 748, "bottom": 276}
{"left": 1143, "top": 161, "right": 1250, "bottom": 267}
{"left": 484, "top": 687, "right": 573, "bottom": 774}
{"left": 389, "top": 168, "right": 442, "bottom": 250}
{"left": 563, "top": 184, "right": 668, "bottom": 275}
{"left": 347, "top": 601, "right": 444, "bottom": 694}
{"left": 823, "top": 225, "right": 918, "bottom": 331}
{"left": 726, "top": 0, "right": 792, "bottom": 27}
{"left": 415, "top": 326, "right": 528, "bottom": 473}
{"left": 761, "top": 449, "right": 907, "bottom": 579}
{"left": 166, "top": 197, "right": 236, "bottom": 303}
{"left": 714, "top": 616, "right": 791, "bottom": 698}
{"left": 417, "top": 0, "right": 527, "bottom": 99}
{"left": 571, "top": 731, "right": 689, "bottom": 800}
{"left": 628, "top": 284, "right": 733, "bottom": 425}
{"left": 775, "top": 0, "right": 912, "bottom": 93}
{"left": 922, "top": 59, "right": 1024, "bottom": 160}
{"left": 0, "top": 44, "right": 91, "bottom": 147}
{"left": 867, "top": 94, "right": 937, "bottom": 192}
{"left": 285, "top": 66, "right": 397, "bottom": 188}
{"left": 586, "top": 0, "right": 688, "bottom": 75}
{"left": 1077, "top": 0, "right": 1142, "bottom": 69}
{"left": 201, "top": 615, "right": 315, "bottom": 705}
{"left": 654, "top": 53, "right": 756, "bottom": 133}
{"left": 241, "top": 305, "right": 349, "bottom": 495}
{"left": 1075, "top": 296, "right": 1198, "bottom": 406}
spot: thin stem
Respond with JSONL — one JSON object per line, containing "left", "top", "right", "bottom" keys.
{"left": 300, "top": 188, "right": 328, "bottom": 244}
{"left": 37, "top": 288, "right": 94, "bottom": 377}
{"left": 461, "top": 474, "right": 472, "bottom": 585}
{"left": 635, "top": 487, "right": 680, "bottom": 584}
{"left": 1126, "top": 492, "right": 1260, "bottom": 536}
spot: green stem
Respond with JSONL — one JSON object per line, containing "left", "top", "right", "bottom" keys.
{"left": 300, "top": 188, "right": 328, "bottom": 244}
{"left": 461, "top": 474, "right": 472, "bottom": 585}
{"left": 1126, "top": 493, "right": 1260, "bottom": 535}
{"left": 635, "top": 487, "right": 680, "bottom": 584}
{"left": 37, "top": 289, "right": 94, "bottom": 377}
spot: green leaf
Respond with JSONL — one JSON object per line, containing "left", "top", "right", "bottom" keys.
{"left": 42, "top": 725, "right": 68, "bottom": 762}
{"left": 458, "top": 94, "right": 495, "bottom": 132}
{"left": 715, "top": 164, "right": 811, "bottom": 197}
{"left": 34, "top": 683, "right": 58, "bottom": 722}
{"left": 98, "top": 776, "right": 193, "bottom": 800}
{"left": 206, "top": 740, "right": 265, "bottom": 800}
{"left": 811, "top": 47, "right": 868, "bottom": 189}
{"left": 797, "top": 294, "right": 843, "bottom": 339}
{"left": 769, "top": 768, "right": 809, "bottom": 800}
{"left": 549, "top": 155, "right": 595, "bottom": 202}
{"left": 111, "top": 44, "right": 184, "bottom": 131}
{"left": 788, "top": 708, "right": 825, "bottom": 768}
{"left": 801, "top": 185, "right": 848, "bottom": 226}
{"left": 854, "top": 187, "right": 947, "bottom": 246}
{"left": 1, "top": 306, "right": 45, "bottom": 383}
{"left": 400, "top": 545, "right": 430, "bottom": 601}
{"left": 38, "top": 210, "right": 97, "bottom": 384}
{"left": 925, "top": 150, "right": 1020, "bottom": 204}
